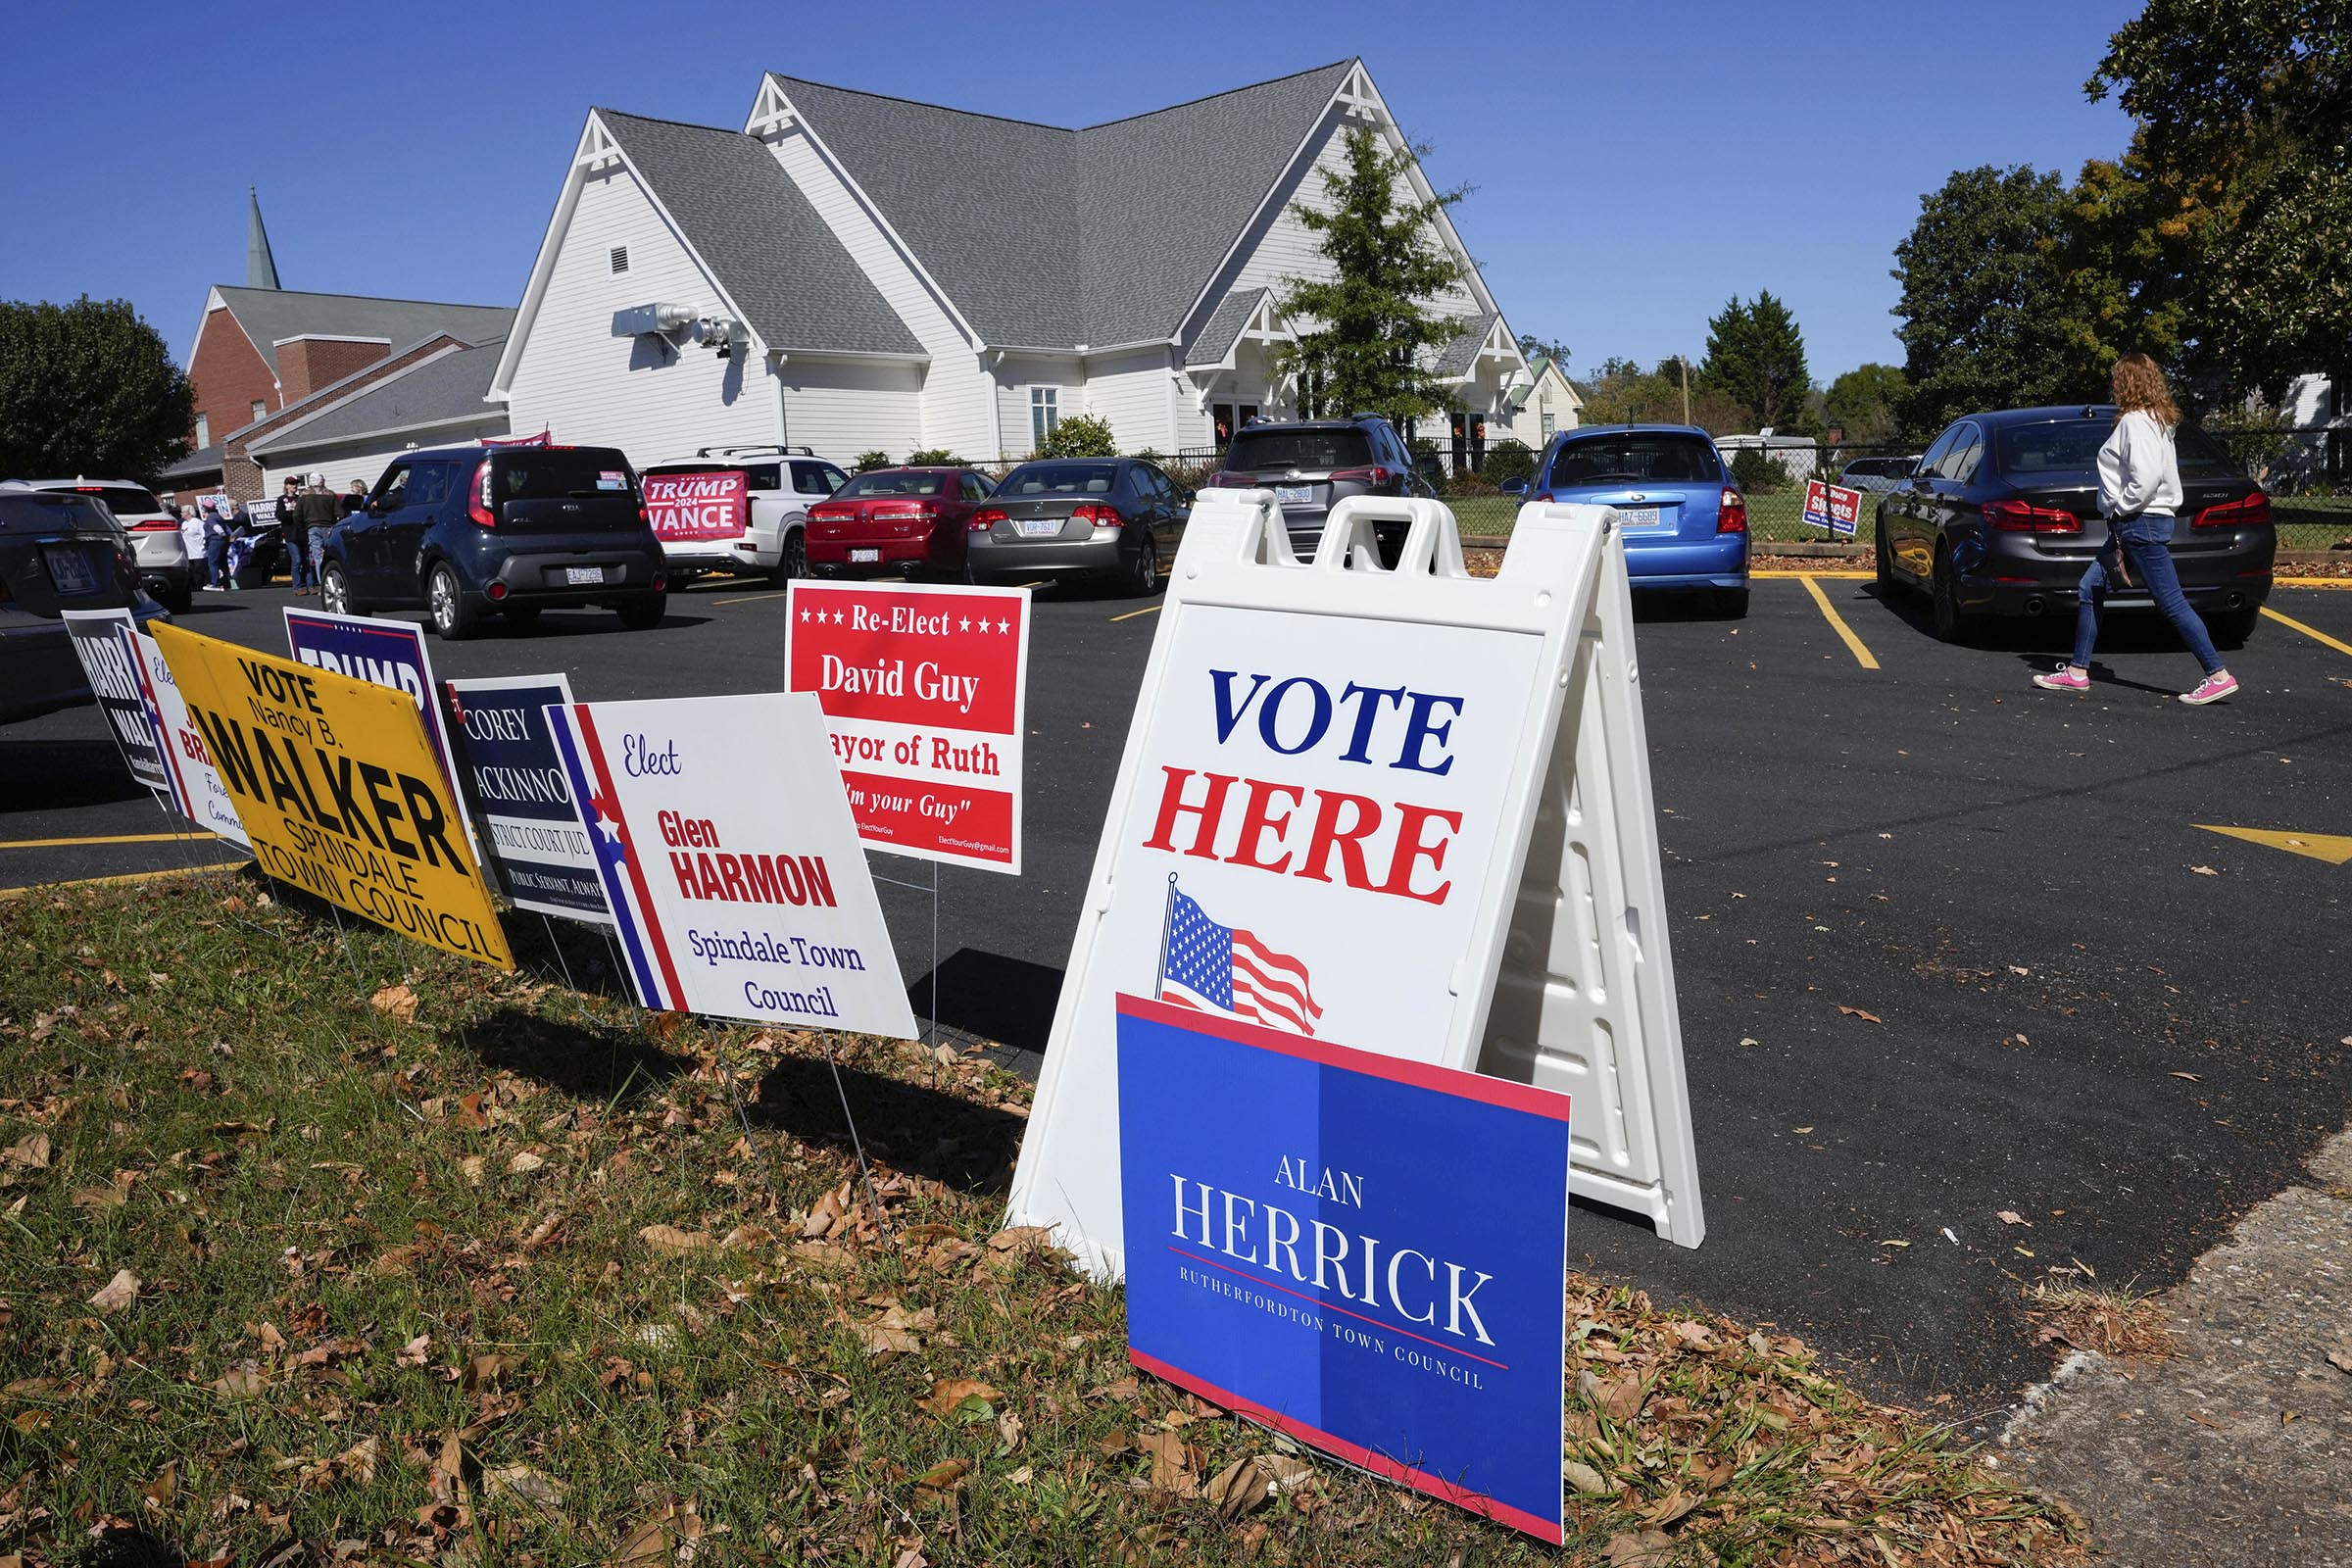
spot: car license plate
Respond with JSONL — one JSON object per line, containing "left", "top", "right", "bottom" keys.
{"left": 42, "top": 546, "right": 97, "bottom": 596}
{"left": 565, "top": 565, "right": 604, "bottom": 585}
{"left": 1018, "top": 519, "right": 1061, "bottom": 537}
{"left": 849, "top": 548, "right": 881, "bottom": 564}
{"left": 1273, "top": 484, "right": 1314, "bottom": 506}
{"left": 1616, "top": 506, "right": 1663, "bottom": 527}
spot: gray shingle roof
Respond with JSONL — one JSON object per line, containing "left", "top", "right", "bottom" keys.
{"left": 766, "top": 61, "right": 1355, "bottom": 351}
{"left": 1186, "top": 288, "right": 1266, "bottom": 368}
{"left": 210, "top": 287, "right": 514, "bottom": 376}
{"left": 1433, "top": 309, "right": 1500, "bottom": 378}
{"left": 595, "top": 110, "right": 922, "bottom": 358}
{"left": 248, "top": 341, "right": 505, "bottom": 455}
{"left": 159, "top": 442, "right": 224, "bottom": 479}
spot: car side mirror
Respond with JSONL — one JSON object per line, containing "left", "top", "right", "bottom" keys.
{"left": 1500, "top": 477, "right": 1528, "bottom": 496}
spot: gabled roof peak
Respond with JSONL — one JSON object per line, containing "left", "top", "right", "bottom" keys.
{"left": 760, "top": 57, "right": 1358, "bottom": 135}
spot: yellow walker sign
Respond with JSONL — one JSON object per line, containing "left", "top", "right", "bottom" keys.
{"left": 153, "top": 624, "right": 511, "bottom": 968}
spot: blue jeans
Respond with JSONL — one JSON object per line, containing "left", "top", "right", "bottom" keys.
{"left": 205, "top": 537, "right": 227, "bottom": 586}
{"left": 309, "top": 526, "right": 333, "bottom": 580}
{"left": 2072, "top": 514, "right": 2223, "bottom": 675}
{"left": 288, "top": 523, "right": 317, "bottom": 588}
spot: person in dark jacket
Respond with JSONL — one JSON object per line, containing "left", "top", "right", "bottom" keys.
{"left": 293, "top": 472, "right": 341, "bottom": 596}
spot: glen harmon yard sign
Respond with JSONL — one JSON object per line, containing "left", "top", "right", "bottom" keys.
{"left": 784, "top": 579, "right": 1030, "bottom": 873}
{"left": 544, "top": 692, "right": 917, "bottom": 1037}
{"left": 1008, "top": 490, "right": 1703, "bottom": 1278}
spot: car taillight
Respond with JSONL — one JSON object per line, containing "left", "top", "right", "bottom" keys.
{"left": 2192, "top": 492, "right": 2271, "bottom": 529}
{"left": 1716, "top": 487, "right": 1748, "bottom": 533}
{"left": 1329, "top": 466, "right": 1390, "bottom": 486}
{"left": 1204, "top": 470, "right": 1257, "bottom": 488}
{"left": 969, "top": 508, "right": 1007, "bottom": 532}
{"left": 1982, "top": 498, "right": 2080, "bottom": 533}
{"left": 467, "top": 459, "right": 497, "bottom": 528}
{"left": 1074, "top": 503, "right": 1121, "bottom": 527}
{"left": 130, "top": 517, "right": 177, "bottom": 531}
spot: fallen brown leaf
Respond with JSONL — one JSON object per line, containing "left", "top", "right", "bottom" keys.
{"left": 1837, "top": 1005, "right": 1884, "bottom": 1023}
{"left": 1136, "top": 1429, "right": 1199, "bottom": 1497}
{"left": 1564, "top": 1458, "right": 1612, "bottom": 1495}
{"left": 638, "top": 1223, "right": 713, "bottom": 1254}
{"left": 2189, "top": 865, "right": 2218, "bottom": 876}
{"left": 919, "top": 1378, "right": 1002, "bottom": 1418}
{"left": 3, "top": 1133, "right": 49, "bottom": 1169}
{"left": 1605, "top": 1528, "right": 1678, "bottom": 1565}
{"left": 2325, "top": 1348, "right": 2352, "bottom": 1375}
{"left": 913, "top": 1456, "right": 975, "bottom": 1494}
{"left": 88, "top": 1268, "right": 139, "bottom": 1315}
{"left": 1997, "top": 1211, "right": 2031, "bottom": 1227}
{"left": 369, "top": 983, "right": 420, "bottom": 1023}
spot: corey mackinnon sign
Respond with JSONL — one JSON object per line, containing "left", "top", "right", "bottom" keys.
{"left": 544, "top": 691, "right": 917, "bottom": 1037}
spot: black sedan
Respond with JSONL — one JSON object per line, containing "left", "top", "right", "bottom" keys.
{"left": 1876, "top": 406, "right": 2275, "bottom": 645}
{"left": 964, "top": 458, "right": 1186, "bottom": 596}
{"left": 1, "top": 486, "right": 167, "bottom": 724}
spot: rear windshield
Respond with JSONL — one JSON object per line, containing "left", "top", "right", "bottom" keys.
{"left": 835, "top": 470, "right": 949, "bottom": 499}
{"left": 496, "top": 451, "right": 635, "bottom": 502}
{"left": 0, "top": 493, "right": 111, "bottom": 533}
{"left": 998, "top": 463, "right": 1118, "bottom": 497}
{"left": 56, "top": 484, "right": 162, "bottom": 516}
{"left": 1547, "top": 434, "right": 1722, "bottom": 486}
{"left": 1995, "top": 419, "right": 2239, "bottom": 478}
{"left": 1225, "top": 429, "right": 1372, "bottom": 471}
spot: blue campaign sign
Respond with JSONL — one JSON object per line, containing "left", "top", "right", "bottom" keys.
{"left": 283, "top": 608, "right": 462, "bottom": 796}
{"left": 445, "top": 674, "right": 611, "bottom": 924}
{"left": 1116, "top": 993, "right": 1570, "bottom": 1543}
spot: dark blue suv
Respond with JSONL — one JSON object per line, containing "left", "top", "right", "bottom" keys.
{"left": 319, "top": 445, "right": 667, "bottom": 639}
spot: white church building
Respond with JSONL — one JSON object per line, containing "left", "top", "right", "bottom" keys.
{"left": 491, "top": 60, "right": 1533, "bottom": 467}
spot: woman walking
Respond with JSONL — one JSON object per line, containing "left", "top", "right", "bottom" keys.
{"left": 2033, "top": 354, "right": 2237, "bottom": 705}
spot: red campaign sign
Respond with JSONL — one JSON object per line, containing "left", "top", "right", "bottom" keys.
{"left": 1802, "top": 479, "right": 1862, "bottom": 531}
{"left": 784, "top": 580, "right": 1031, "bottom": 874}
{"left": 643, "top": 470, "right": 747, "bottom": 542}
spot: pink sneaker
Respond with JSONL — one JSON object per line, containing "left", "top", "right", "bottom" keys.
{"left": 2179, "top": 669, "right": 2238, "bottom": 706}
{"left": 2033, "top": 665, "right": 2088, "bottom": 694}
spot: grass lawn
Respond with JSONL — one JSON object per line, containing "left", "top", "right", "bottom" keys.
{"left": 0, "top": 870, "right": 2086, "bottom": 1566}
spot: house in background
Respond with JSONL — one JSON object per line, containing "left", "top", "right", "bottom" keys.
{"left": 492, "top": 60, "right": 1531, "bottom": 467}
{"left": 1502, "top": 354, "right": 1582, "bottom": 451}
{"left": 162, "top": 189, "right": 514, "bottom": 502}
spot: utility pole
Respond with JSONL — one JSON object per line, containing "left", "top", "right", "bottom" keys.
{"left": 1678, "top": 356, "right": 1691, "bottom": 426}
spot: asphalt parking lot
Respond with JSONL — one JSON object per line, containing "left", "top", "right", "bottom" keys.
{"left": 5, "top": 569, "right": 2348, "bottom": 1416}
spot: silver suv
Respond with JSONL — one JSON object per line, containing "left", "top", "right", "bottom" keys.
{"left": 23, "top": 479, "right": 191, "bottom": 610}
{"left": 1203, "top": 416, "right": 1434, "bottom": 561}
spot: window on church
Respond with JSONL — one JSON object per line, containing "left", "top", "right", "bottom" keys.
{"left": 194, "top": 414, "right": 210, "bottom": 448}
{"left": 1031, "top": 387, "right": 1059, "bottom": 450}
{"left": 251, "top": 400, "right": 267, "bottom": 423}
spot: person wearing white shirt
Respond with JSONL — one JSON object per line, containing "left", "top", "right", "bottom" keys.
{"left": 2033, "top": 354, "right": 2236, "bottom": 705}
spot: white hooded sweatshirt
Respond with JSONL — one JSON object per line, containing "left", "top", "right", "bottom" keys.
{"left": 2096, "top": 409, "right": 2182, "bottom": 519}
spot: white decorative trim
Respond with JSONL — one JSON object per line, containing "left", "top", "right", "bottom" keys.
{"left": 270, "top": 333, "right": 394, "bottom": 348}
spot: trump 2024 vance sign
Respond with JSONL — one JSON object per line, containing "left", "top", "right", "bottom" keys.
{"left": 546, "top": 692, "right": 917, "bottom": 1038}
{"left": 785, "top": 580, "right": 1029, "bottom": 873}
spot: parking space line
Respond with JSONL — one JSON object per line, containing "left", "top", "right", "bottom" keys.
{"left": 1109, "top": 604, "right": 1162, "bottom": 622}
{"left": 0, "top": 832, "right": 203, "bottom": 851}
{"left": 1755, "top": 568, "right": 1870, "bottom": 579}
{"left": 2261, "top": 606, "right": 2352, "bottom": 658}
{"left": 0, "top": 861, "right": 246, "bottom": 900}
{"left": 1796, "top": 575, "right": 1881, "bottom": 670}
{"left": 713, "top": 590, "right": 790, "bottom": 606}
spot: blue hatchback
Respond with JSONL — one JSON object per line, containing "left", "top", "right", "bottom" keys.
{"left": 1527, "top": 424, "right": 1749, "bottom": 615}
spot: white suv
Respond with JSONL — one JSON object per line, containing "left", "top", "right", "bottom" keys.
{"left": 24, "top": 479, "right": 191, "bottom": 611}
{"left": 637, "top": 446, "right": 849, "bottom": 584}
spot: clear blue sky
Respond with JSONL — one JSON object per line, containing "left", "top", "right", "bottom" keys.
{"left": 2, "top": 0, "right": 2142, "bottom": 388}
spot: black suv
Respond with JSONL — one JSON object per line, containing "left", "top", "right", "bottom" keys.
{"left": 1205, "top": 416, "right": 1435, "bottom": 559}
{"left": 320, "top": 446, "right": 667, "bottom": 639}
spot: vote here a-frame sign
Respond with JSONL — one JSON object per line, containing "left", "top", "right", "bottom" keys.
{"left": 1006, "top": 490, "right": 1704, "bottom": 1272}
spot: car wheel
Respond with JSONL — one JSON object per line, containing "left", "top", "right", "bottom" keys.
{"left": 504, "top": 605, "right": 542, "bottom": 625}
{"left": 1930, "top": 543, "right": 1969, "bottom": 644}
{"left": 768, "top": 526, "right": 808, "bottom": 587}
{"left": 1717, "top": 585, "right": 1750, "bottom": 619}
{"left": 161, "top": 583, "right": 193, "bottom": 614}
{"left": 2207, "top": 608, "right": 2259, "bottom": 650}
{"left": 319, "top": 561, "right": 359, "bottom": 616}
{"left": 1126, "top": 533, "right": 1162, "bottom": 598}
{"left": 617, "top": 592, "right": 666, "bottom": 631}
{"left": 1875, "top": 520, "right": 1897, "bottom": 597}
{"left": 427, "top": 564, "right": 479, "bottom": 641}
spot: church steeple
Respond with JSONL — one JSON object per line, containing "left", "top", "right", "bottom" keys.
{"left": 245, "top": 186, "right": 281, "bottom": 290}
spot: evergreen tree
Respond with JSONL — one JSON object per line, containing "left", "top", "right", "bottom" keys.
{"left": 1272, "top": 125, "right": 1471, "bottom": 425}
{"left": 0, "top": 297, "right": 192, "bottom": 480}
{"left": 1699, "top": 292, "right": 1813, "bottom": 431}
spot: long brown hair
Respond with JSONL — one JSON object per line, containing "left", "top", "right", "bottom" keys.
{"left": 2110, "top": 353, "right": 2181, "bottom": 427}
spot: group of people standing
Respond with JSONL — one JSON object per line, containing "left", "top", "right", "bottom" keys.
{"left": 173, "top": 474, "right": 368, "bottom": 592}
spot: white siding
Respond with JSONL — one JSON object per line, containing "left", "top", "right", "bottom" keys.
{"left": 763, "top": 127, "right": 990, "bottom": 462}
{"left": 504, "top": 167, "right": 780, "bottom": 469}
{"left": 1224, "top": 116, "right": 1481, "bottom": 320}
{"left": 257, "top": 421, "right": 507, "bottom": 496}
{"left": 1083, "top": 348, "right": 1174, "bottom": 452}
{"left": 779, "top": 360, "right": 923, "bottom": 464}
{"left": 996, "top": 359, "right": 1084, "bottom": 461}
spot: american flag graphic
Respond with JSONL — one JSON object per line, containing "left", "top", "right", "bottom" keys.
{"left": 1157, "top": 882, "right": 1322, "bottom": 1036}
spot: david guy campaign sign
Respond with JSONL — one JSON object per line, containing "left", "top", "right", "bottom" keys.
{"left": 1119, "top": 992, "right": 1570, "bottom": 1542}
{"left": 60, "top": 610, "right": 171, "bottom": 804}
{"left": 123, "top": 626, "right": 249, "bottom": 848}
{"left": 445, "top": 674, "right": 611, "bottom": 924}
{"left": 152, "top": 623, "right": 512, "bottom": 968}
{"left": 642, "top": 470, "right": 746, "bottom": 543}
{"left": 785, "top": 580, "right": 1030, "bottom": 873}
{"left": 283, "top": 608, "right": 462, "bottom": 797}
{"left": 545, "top": 693, "right": 917, "bottom": 1037}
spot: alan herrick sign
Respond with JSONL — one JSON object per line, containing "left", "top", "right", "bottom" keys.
{"left": 1118, "top": 993, "right": 1571, "bottom": 1542}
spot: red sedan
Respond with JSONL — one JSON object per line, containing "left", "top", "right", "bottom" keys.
{"left": 804, "top": 466, "right": 998, "bottom": 580}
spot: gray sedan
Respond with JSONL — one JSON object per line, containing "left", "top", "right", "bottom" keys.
{"left": 965, "top": 459, "right": 1186, "bottom": 596}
